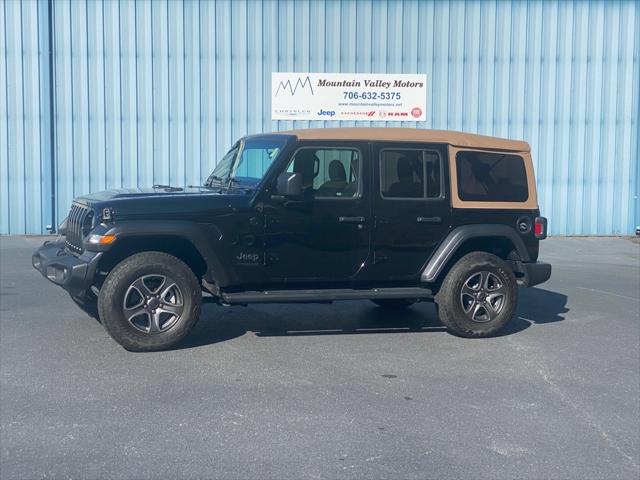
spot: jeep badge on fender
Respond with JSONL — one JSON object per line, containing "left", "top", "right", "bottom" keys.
{"left": 32, "top": 128, "right": 551, "bottom": 351}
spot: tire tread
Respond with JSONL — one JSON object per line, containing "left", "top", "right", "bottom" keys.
{"left": 435, "top": 252, "right": 517, "bottom": 338}
{"left": 97, "top": 251, "right": 201, "bottom": 351}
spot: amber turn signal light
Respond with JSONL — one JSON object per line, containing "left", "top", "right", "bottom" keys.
{"left": 87, "top": 234, "right": 117, "bottom": 245}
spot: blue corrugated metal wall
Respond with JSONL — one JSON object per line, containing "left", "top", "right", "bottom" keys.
{"left": 1, "top": 0, "right": 639, "bottom": 235}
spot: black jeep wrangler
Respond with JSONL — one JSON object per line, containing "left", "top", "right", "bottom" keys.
{"left": 33, "top": 128, "right": 551, "bottom": 351}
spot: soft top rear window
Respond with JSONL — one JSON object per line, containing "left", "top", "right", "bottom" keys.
{"left": 456, "top": 151, "right": 528, "bottom": 202}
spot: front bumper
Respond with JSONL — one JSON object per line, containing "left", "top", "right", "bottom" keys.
{"left": 519, "top": 261, "right": 552, "bottom": 287}
{"left": 32, "top": 240, "right": 102, "bottom": 296}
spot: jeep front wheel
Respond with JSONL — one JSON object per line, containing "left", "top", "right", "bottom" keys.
{"left": 435, "top": 252, "right": 518, "bottom": 337}
{"left": 97, "top": 252, "right": 202, "bottom": 351}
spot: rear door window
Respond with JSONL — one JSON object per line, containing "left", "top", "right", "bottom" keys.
{"left": 456, "top": 151, "right": 528, "bottom": 202}
{"left": 380, "top": 149, "right": 442, "bottom": 199}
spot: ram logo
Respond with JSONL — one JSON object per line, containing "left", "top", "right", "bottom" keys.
{"left": 274, "top": 76, "right": 314, "bottom": 97}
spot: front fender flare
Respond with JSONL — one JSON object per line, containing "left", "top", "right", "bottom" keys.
{"left": 98, "top": 220, "right": 228, "bottom": 284}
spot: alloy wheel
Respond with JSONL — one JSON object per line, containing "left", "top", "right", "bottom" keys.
{"left": 123, "top": 274, "right": 184, "bottom": 334}
{"left": 459, "top": 271, "right": 506, "bottom": 323}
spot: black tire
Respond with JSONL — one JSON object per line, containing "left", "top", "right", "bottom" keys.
{"left": 435, "top": 252, "right": 518, "bottom": 338}
{"left": 371, "top": 299, "right": 416, "bottom": 309}
{"left": 70, "top": 292, "right": 100, "bottom": 321}
{"left": 97, "top": 251, "right": 202, "bottom": 352}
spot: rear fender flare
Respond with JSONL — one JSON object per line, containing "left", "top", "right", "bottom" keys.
{"left": 421, "top": 224, "right": 531, "bottom": 283}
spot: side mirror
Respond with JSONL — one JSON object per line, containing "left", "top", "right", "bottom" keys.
{"left": 276, "top": 172, "right": 303, "bottom": 197}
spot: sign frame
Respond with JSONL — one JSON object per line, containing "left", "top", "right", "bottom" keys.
{"left": 271, "top": 72, "right": 428, "bottom": 122}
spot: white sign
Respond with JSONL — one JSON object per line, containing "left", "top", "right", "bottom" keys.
{"left": 271, "top": 72, "right": 427, "bottom": 122}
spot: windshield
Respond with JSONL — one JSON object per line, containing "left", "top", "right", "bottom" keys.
{"left": 206, "top": 136, "right": 288, "bottom": 187}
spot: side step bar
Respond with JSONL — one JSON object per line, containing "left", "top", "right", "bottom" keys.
{"left": 218, "top": 287, "right": 434, "bottom": 305}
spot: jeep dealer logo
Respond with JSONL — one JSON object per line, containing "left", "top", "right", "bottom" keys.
{"left": 272, "top": 73, "right": 427, "bottom": 121}
{"left": 340, "top": 111, "right": 376, "bottom": 117}
{"left": 274, "top": 76, "right": 314, "bottom": 97}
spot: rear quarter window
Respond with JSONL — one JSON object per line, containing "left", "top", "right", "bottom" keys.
{"left": 456, "top": 151, "right": 529, "bottom": 202}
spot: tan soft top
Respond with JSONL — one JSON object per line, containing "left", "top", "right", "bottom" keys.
{"left": 271, "top": 128, "right": 529, "bottom": 152}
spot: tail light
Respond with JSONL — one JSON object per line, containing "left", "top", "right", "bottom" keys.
{"left": 534, "top": 217, "right": 547, "bottom": 239}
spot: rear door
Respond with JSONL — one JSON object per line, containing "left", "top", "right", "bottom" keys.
{"left": 367, "top": 142, "right": 451, "bottom": 282}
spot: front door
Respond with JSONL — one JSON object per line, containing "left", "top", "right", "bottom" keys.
{"left": 367, "top": 143, "right": 451, "bottom": 282}
{"left": 261, "top": 142, "right": 371, "bottom": 286}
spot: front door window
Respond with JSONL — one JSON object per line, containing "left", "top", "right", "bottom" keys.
{"left": 285, "top": 147, "right": 362, "bottom": 199}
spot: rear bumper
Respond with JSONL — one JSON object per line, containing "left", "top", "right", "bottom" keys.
{"left": 519, "top": 261, "right": 552, "bottom": 287}
{"left": 32, "top": 240, "right": 102, "bottom": 296}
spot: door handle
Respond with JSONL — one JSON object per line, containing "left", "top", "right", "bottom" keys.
{"left": 417, "top": 216, "right": 442, "bottom": 224}
{"left": 338, "top": 216, "right": 366, "bottom": 223}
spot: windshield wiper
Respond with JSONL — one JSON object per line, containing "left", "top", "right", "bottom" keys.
{"left": 190, "top": 184, "right": 220, "bottom": 190}
{"left": 153, "top": 184, "right": 183, "bottom": 192}
{"left": 227, "top": 178, "right": 257, "bottom": 192}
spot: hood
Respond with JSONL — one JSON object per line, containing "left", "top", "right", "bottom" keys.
{"left": 73, "top": 185, "right": 254, "bottom": 220}
{"left": 75, "top": 186, "right": 211, "bottom": 202}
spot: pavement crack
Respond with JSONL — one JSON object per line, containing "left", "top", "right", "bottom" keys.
{"left": 514, "top": 340, "right": 639, "bottom": 471}
{"left": 574, "top": 286, "right": 640, "bottom": 303}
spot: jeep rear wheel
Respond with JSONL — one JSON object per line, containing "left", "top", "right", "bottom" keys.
{"left": 435, "top": 252, "right": 517, "bottom": 337}
{"left": 98, "top": 252, "right": 201, "bottom": 352}
{"left": 371, "top": 299, "right": 416, "bottom": 309}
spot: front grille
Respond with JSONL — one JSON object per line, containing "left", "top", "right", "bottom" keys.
{"left": 65, "top": 203, "right": 93, "bottom": 254}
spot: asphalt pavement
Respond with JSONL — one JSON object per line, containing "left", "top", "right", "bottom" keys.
{"left": 1, "top": 235, "right": 638, "bottom": 479}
